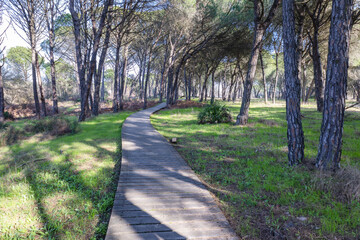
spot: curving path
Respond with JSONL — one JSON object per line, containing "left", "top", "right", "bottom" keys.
{"left": 105, "top": 103, "right": 239, "bottom": 240}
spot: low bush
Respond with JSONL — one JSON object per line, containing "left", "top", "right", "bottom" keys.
{"left": 25, "top": 115, "right": 79, "bottom": 136}
{"left": 4, "top": 111, "right": 14, "bottom": 120}
{"left": 0, "top": 116, "right": 79, "bottom": 147}
{"left": 0, "top": 122, "right": 8, "bottom": 130}
{"left": 198, "top": 102, "right": 232, "bottom": 124}
{"left": 0, "top": 126, "right": 24, "bottom": 146}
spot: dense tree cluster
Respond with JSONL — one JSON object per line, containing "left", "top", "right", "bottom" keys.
{"left": 0, "top": 0, "right": 359, "bottom": 170}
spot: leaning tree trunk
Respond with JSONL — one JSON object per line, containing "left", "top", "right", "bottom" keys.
{"left": 316, "top": 0, "right": 351, "bottom": 170}
{"left": 236, "top": 0, "right": 280, "bottom": 125}
{"left": 235, "top": 25, "right": 264, "bottom": 124}
{"left": 93, "top": 17, "right": 112, "bottom": 116}
{"left": 0, "top": 66, "right": 4, "bottom": 122}
{"left": 35, "top": 53, "right": 47, "bottom": 117}
{"left": 283, "top": 0, "right": 305, "bottom": 165}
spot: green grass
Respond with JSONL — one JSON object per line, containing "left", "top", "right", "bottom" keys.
{"left": 151, "top": 100, "right": 360, "bottom": 239}
{"left": 0, "top": 112, "right": 132, "bottom": 239}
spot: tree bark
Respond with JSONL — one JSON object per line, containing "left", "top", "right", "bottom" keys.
{"left": 93, "top": 6, "right": 112, "bottom": 116}
{"left": 119, "top": 44, "right": 129, "bottom": 110}
{"left": 312, "top": 26, "right": 325, "bottom": 112}
{"left": 0, "top": 66, "right": 4, "bottom": 122}
{"left": 144, "top": 48, "right": 153, "bottom": 109}
{"left": 273, "top": 51, "right": 279, "bottom": 104}
{"left": 30, "top": 20, "right": 40, "bottom": 118}
{"left": 236, "top": 0, "right": 280, "bottom": 125}
{"left": 236, "top": 24, "right": 264, "bottom": 124}
{"left": 101, "top": 64, "right": 105, "bottom": 102}
{"left": 316, "top": 0, "right": 351, "bottom": 170}
{"left": 78, "top": 0, "right": 113, "bottom": 121}
{"left": 35, "top": 53, "right": 47, "bottom": 117}
{"left": 45, "top": 0, "right": 58, "bottom": 114}
{"left": 112, "top": 42, "right": 121, "bottom": 112}
{"left": 211, "top": 71, "right": 215, "bottom": 104}
{"left": 283, "top": 0, "right": 305, "bottom": 165}
{"left": 260, "top": 49, "right": 267, "bottom": 104}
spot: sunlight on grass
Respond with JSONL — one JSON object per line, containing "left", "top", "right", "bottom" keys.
{"left": 0, "top": 111, "right": 132, "bottom": 239}
{"left": 151, "top": 100, "right": 360, "bottom": 239}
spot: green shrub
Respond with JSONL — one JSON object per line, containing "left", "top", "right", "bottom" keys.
{"left": 198, "top": 102, "right": 232, "bottom": 124}
{"left": 4, "top": 111, "right": 14, "bottom": 120}
{"left": 0, "top": 126, "right": 24, "bottom": 146}
{"left": 25, "top": 116, "right": 79, "bottom": 136}
{"left": 0, "top": 121, "right": 8, "bottom": 130}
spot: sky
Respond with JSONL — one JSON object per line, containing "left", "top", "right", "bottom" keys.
{"left": 1, "top": 14, "right": 28, "bottom": 52}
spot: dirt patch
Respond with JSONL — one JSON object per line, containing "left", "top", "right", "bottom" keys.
{"left": 169, "top": 100, "right": 205, "bottom": 109}
{"left": 258, "top": 119, "right": 280, "bottom": 127}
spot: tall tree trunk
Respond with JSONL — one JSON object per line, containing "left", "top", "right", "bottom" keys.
{"left": 69, "top": 0, "right": 86, "bottom": 120}
{"left": 144, "top": 49, "right": 153, "bottom": 109}
{"left": 260, "top": 49, "right": 268, "bottom": 104}
{"left": 211, "top": 71, "right": 215, "bottom": 104}
{"left": 283, "top": 0, "right": 305, "bottom": 165}
{"left": 305, "top": 78, "right": 315, "bottom": 103}
{"left": 35, "top": 53, "right": 47, "bottom": 117}
{"left": 159, "top": 49, "right": 168, "bottom": 102}
{"left": 301, "top": 60, "right": 308, "bottom": 103}
{"left": 236, "top": 25, "right": 264, "bottom": 124}
{"left": 112, "top": 43, "right": 121, "bottom": 112}
{"left": 93, "top": 14, "right": 112, "bottom": 116}
{"left": 30, "top": 35, "right": 40, "bottom": 118}
{"left": 273, "top": 51, "right": 279, "bottom": 104}
{"left": 78, "top": 0, "right": 113, "bottom": 121}
{"left": 236, "top": 0, "right": 280, "bottom": 125}
{"left": 188, "top": 74, "right": 191, "bottom": 101}
{"left": 316, "top": 0, "right": 351, "bottom": 170}
{"left": 46, "top": 0, "right": 58, "bottom": 114}
{"left": 166, "top": 65, "right": 174, "bottom": 106}
{"left": 119, "top": 44, "right": 129, "bottom": 110}
{"left": 101, "top": 64, "right": 105, "bottom": 102}
{"left": 222, "top": 70, "right": 227, "bottom": 101}
{"left": 312, "top": 26, "right": 324, "bottom": 112}
{"left": 200, "top": 72, "right": 210, "bottom": 102}
{"left": 0, "top": 66, "right": 4, "bottom": 122}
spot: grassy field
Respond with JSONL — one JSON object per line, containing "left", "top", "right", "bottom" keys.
{"left": 151, "top": 100, "right": 360, "bottom": 239}
{"left": 0, "top": 112, "right": 132, "bottom": 239}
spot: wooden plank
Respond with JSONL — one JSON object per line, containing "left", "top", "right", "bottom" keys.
{"left": 105, "top": 103, "right": 238, "bottom": 240}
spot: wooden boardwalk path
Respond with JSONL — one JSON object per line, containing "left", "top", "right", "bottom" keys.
{"left": 105, "top": 103, "right": 239, "bottom": 240}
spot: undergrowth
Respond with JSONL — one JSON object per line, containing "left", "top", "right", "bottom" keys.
{"left": 0, "top": 111, "right": 132, "bottom": 239}
{"left": 151, "top": 100, "right": 360, "bottom": 239}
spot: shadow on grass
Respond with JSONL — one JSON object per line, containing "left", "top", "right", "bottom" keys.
{"left": 0, "top": 114, "right": 128, "bottom": 239}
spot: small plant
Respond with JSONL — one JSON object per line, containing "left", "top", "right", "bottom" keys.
{"left": 197, "top": 102, "right": 232, "bottom": 124}
{"left": 4, "top": 111, "right": 14, "bottom": 120}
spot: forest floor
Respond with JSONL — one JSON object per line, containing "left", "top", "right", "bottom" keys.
{"left": 0, "top": 111, "right": 132, "bottom": 239}
{"left": 5, "top": 99, "right": 159, "bottom": 119}
{"left": 151, "top": 99, "right": 360, "bottom": 239}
